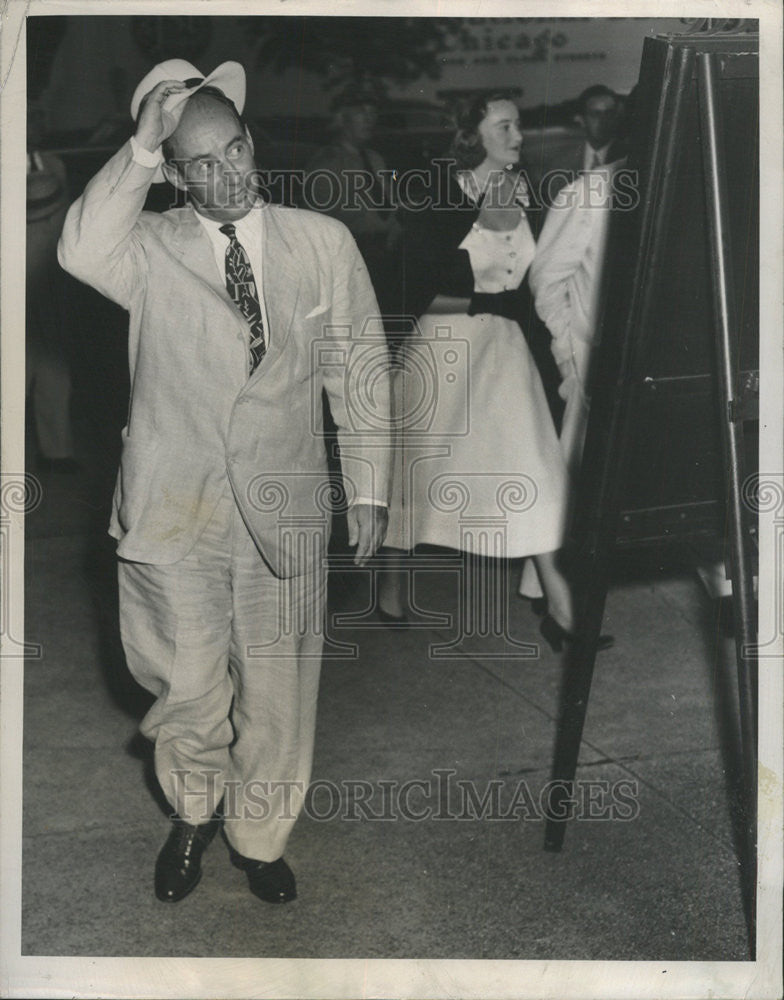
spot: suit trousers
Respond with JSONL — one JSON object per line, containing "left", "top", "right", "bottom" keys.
{"left": 118, "top": 480, "right": 326, "bottom": 862}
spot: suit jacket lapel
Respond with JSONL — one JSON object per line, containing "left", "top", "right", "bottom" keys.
{"left": 169, "top": 208, "right": 239, "bottom": 312}
{"left": 167, "top": 204, "right": 302, "bottom": 380}
{"left": 257, "top": 205, "right": 301, "bottom": 372}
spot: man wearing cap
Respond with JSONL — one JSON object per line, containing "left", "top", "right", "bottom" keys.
{"left": 58, "top": 60, "right": 390, "bottom": 905}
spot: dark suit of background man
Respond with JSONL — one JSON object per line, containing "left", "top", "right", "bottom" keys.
{"left": 59, "top": 59, "right": 391, "bottom": 906}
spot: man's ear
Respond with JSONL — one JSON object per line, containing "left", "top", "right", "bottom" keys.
{"left": 162, "top": 159, "right": 187, "bottom": 192}
{"left": 244, "top": 124, "right": 254, "bottom": 155}
{"left": 574, "top": 113, "right": 585, "bottom": 130}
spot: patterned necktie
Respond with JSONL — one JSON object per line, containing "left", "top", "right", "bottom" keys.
{"left": 219, "top": 223, "right": 266, "bottom": 374}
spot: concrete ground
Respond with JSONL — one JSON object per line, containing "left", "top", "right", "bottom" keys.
{"left": 19, "top": 422, "right": 752, "bottom": 963}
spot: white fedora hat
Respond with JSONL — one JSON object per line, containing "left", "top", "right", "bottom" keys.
{"left": 130, "top": 59, "right": 247, "bottom": 183}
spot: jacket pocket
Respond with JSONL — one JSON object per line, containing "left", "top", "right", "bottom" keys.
{"left": 116, "top": 425, "right": 160, "bottom": 534}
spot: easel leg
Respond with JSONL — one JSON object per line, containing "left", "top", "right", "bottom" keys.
{"left": 697, "top": 50, "right": 758, "bottom": 952}
{"left": 544, "top": 559, "right": 610, "bottom": 851}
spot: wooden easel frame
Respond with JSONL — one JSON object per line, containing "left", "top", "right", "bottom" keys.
{"left": 542, "top": 30, "right": 760, "bottom": 954}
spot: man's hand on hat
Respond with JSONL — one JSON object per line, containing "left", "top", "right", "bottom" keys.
{"left": 135, "top": 79, "right": 190, "bottom": 153}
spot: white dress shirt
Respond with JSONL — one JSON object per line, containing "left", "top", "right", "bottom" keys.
{"left": 582, "top": 141, "right": 613, "bottom": 171}
{"left": 194, "top": 204, "right": 271, "bottom": 349}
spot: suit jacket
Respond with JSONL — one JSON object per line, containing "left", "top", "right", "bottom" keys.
{"left": 529, "top": 167, "right": 620, "bottom": 471}
{"left": 59, "top": 141, "right": 391, "bottom": 577}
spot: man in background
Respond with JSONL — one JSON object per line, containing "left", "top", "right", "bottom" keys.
{"left": 304, "top": 87, "right": 402, "bottom": 318}
{"left": 537, "top": 84, "right": 627, "bottom": 206}
{"left": 26, "top": 103, "right": 78, "bottom": 472}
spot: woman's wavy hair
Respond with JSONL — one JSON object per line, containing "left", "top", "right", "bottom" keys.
{"left": 448, "top": 90, "right": 520, "bottom": 171}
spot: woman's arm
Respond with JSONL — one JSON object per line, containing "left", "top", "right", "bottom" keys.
{"left": 424, "top": 294, "right": 472, "bottom": 314}
{"left": 400, "top": 169, "right": 478, "bottom": 317}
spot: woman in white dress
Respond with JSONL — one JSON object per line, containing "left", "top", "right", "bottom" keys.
{"left": 379, "top": 93, "right": 597, "bottom": 650}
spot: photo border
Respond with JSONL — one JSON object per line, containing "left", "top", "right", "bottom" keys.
{"left": 2, "top": 1, "right": 782, "bottom": 996}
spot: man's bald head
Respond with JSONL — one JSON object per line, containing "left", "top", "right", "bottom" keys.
{"left": 162, "top": 87, "right": 245, "bottom": 164}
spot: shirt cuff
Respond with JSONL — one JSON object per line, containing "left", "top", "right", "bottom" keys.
{"left": 130, "top": 135, "right": 164, "bottom": 169}
{"left": 350, "top": 497, "right": 388, "bottom": 508}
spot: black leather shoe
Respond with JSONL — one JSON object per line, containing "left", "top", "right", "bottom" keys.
{"left": 227, "top": 842, "right": 297, "bottom": 903}
{"left": 154, "top": 816, "right": 221, "bottom": 902}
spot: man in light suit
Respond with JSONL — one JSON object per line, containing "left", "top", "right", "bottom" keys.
{"left": 517, "top": 160, "right": 625, "bottom": 607}
{"left": 59, "top": 60, "right": 391, "bottom": 904}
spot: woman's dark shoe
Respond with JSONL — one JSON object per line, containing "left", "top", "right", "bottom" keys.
{"left": 377, "top": 605, "right": 411, "bottom": 629}
{"left": 539, "top": 614, "right": 615, "bottom": 653}
{"left": 521, "top": 596, "right": 548, "bottom": 617}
